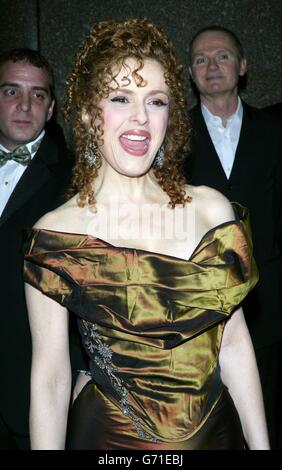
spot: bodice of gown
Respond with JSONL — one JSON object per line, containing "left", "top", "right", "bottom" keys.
{"left": 24, "top": 203, "right": 258, "bottom": 442}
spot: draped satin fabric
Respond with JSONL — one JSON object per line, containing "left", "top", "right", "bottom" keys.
{"left": 24, "top": 203, "right": 258, "bottom": 449}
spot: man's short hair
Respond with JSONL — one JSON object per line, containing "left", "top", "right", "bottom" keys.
{"left": 189, "top": 25, "right": 245, "bottom": 64}
{"left": 0, "top": 48, "right": 54, "bottom": 98}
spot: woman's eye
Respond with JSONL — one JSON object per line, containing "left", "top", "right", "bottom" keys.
{"left": 110, "top": 96, "right": 128, "bottom": 103}
{"left": 149, "top": 99, "right": 168, "bottom": 107}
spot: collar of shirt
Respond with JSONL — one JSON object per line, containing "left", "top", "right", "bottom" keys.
{"left": 0, "top": 129, "right": 45, "bottom": 159}
{"left": 201, "top": 97, "right": 243, "bottom": 131}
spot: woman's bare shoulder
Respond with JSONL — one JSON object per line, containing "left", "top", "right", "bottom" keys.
{"left": 186, "top": 184, "right": 235, "bottom": 228}
{"left": 33, "top": 195, "right": 81, "bottom": 231}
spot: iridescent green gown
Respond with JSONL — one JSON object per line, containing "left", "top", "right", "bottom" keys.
{"left": 24, "top": 203, "right": 258, "bottom": 449}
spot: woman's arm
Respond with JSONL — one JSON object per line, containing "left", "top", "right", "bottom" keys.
{"left": 219, "top": 307, "right": 270, "bottom": 450}
{"left": 25, "top": 283, "right": 72, "bottom": 450}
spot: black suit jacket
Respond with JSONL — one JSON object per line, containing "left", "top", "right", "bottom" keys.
{"left": 0, "top": 130, "right": 72, "bottom": 436}
{"left": 184, "top": 102, "right": 282, "bottom": 349}
{"left": 263, "top": 102, "right": 282, "bottom": 122}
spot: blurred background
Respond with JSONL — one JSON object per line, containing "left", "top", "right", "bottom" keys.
{"left": 1, "top": 0, "right": 282, "bottom": 137}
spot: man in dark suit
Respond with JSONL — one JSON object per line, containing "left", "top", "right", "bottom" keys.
{"left": 263, "top": 102, "right": 282, "bottom": 122}
{"left": 0, "top": 48, "right": 72, "bottom": 449}
{"left": 183, "top": 26, "right": 282, "bottom": 448}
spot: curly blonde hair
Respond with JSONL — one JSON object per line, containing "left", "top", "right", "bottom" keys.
{"left": 63, "top": 17, "right": 191, "bottom": 208}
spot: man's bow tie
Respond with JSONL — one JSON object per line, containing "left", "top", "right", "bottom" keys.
{"left": 0, "top": 140, "right": 42, "bottom": 168}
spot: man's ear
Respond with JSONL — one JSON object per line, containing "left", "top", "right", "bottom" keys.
{"left": 239, "top": 58, "right": 247, "bottom": 77}
{"left": 47, "top": 99, "right": 55, "bottom": 121}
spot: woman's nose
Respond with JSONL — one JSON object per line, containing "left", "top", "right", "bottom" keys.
{"left": 130, "top": 102, "right": 148, "bottom": 125}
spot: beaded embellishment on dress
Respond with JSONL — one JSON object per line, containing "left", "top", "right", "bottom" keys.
{"left": 81, "top": 320, "right": 157, "bottom": 442}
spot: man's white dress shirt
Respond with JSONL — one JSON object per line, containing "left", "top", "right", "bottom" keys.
{"left": 201, "top": 98, "right": 243, "bottom": 179}
{"left": 0, "top": 130, "right": 45, "bottom": 216}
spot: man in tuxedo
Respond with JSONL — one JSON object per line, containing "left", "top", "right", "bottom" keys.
{"left": 183, "top": 26, "right": 282, "bottom": 448}
{"left": 0, "top": 48, "right": 72, "bottom": 449}
{"left": 263, "top": 102, "right": 282, "bottom": 122}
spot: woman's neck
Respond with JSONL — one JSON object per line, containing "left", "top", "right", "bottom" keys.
{"left": 93, "top": 162, "right": 163, "bottom": 204}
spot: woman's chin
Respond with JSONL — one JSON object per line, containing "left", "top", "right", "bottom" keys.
{"left": 115, "top": 164, "right": 153, "bottom": 178}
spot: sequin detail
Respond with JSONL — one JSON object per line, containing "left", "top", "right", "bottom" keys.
{"left": 82, "top": 320, "right": 157, "bottom": 442}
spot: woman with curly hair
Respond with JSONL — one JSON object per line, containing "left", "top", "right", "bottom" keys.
{"left": 23, "top": 18, "right": 268, "bottom": 450}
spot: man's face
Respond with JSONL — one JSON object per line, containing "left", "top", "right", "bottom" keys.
{"left": 190, "top": 31, "right": 247, "bottom": 99}
{"left": 0, "top": 60, "right": 54, "bottom": 150}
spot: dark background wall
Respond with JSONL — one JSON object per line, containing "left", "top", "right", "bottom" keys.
{"left": 1, "top": 0, "right": 282, "bottom": 133}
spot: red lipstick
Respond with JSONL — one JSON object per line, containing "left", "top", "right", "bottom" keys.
{"left": 119, "top": 130, "right": 151, "bottom": 156}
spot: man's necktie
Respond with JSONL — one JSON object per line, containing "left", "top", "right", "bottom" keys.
{"left": 0, "top": 140, "right": 42, "bottom": 168}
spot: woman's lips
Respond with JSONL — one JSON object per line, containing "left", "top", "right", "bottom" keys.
{"left": 119, "top": 130, "right": 150, "bottom": 156}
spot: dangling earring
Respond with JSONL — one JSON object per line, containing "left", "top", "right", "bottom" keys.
{"left": 154, "top": 145, "right": 164, "bottom": 168}
{"left": 84, "top": 140, "right": 97, "bottom": 166}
